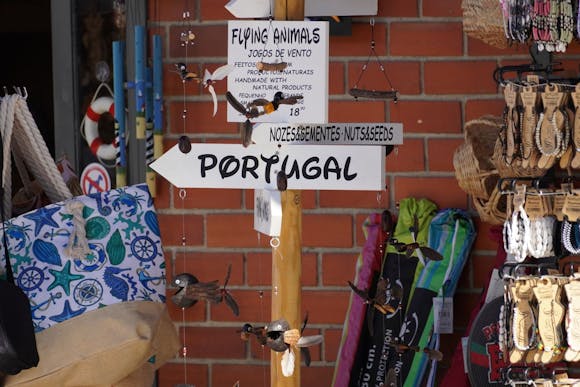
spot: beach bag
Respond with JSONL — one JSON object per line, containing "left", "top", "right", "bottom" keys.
{"left": 0, "top": 183, "right": 166, "bottom": 332}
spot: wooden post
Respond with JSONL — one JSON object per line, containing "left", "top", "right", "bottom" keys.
{"left": 271, "top": 2, "right": 304, "bottom": 386}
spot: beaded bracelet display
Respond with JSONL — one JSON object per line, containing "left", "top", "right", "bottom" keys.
{"left": 503, "top": 203, "right": 531, "bottom": 262}
{"left": 527, "top": 216, "right": 555, "bottom": 258}
{"left": 561, "top": 219, "right": 580, "bottom": 254}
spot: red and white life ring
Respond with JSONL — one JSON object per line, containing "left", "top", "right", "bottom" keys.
{"left": 83, "top": 96, "right": 117, "bottom": 161}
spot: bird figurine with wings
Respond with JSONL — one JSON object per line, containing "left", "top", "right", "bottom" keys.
{"left": 171, "top": 264, "right": 239, "bottom": 316}
{"left": 202, "top": 64, "right": 234, "bottom": 117}
{"left": 239, "top": 314, "right": 322, "bottom": 377}
{"left": 226, "top": 91, "right": 303, "bottom": 147}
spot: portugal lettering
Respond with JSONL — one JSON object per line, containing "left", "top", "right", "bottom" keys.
{"left": 197, "top": 153, "right": 357, "bottom": 183}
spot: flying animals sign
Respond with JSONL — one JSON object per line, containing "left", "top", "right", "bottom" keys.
{"left": 227, "top": 20, "right": 329, "bottom": 124}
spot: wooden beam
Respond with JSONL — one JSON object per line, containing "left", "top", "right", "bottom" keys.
{"left": 271, "top": 190, "right": 302, "bottom": 386}
{"left": 272, "top": 1, "right": 304, "bottom": 385}
{"left": 274, "top": 0, "right": 305, "bottom": 21}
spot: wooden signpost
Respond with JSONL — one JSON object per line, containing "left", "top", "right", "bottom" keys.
{"left": 152, "top": 0, "right": 399, "bottom": 385}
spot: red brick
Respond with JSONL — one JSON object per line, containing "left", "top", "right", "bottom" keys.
{"left": 394, "top": 176, "right": 469, "bottom": 209}
{"left": 428, "top": 138, "right": 464, "bottom": 172}
{"left": 324, "top": 329, "right": 344, "bottom": 362}
{"left": 466, "top": 36, "right": 528, "bottom": 56}
{"left": 211, "top": 289, "right": 272, "bottom": 322}
{"left": 379, "top": 0, "right": 418, "bottom": 17}
{"left": 423, "top": 0, "right": 462, "bottom": 16}
{"left": 465, "top": 99, "right": 505, "bottom": 121}
{"left": 472, "top": 254, "right": 497, "bottom": 289}
{"left": 348, "top": 61, "right": 421, "bottom": 95}
{"left": 303, "top": 214, "right": 353, "bottom": 248}
{"left": 153, "top": 176, "right": 171, "bottom": 209}
{"left": 148, "top": 1, "right": 195, "bottom": 23}
{"left": 166, "top": 289, "right": 207, "bottom": 321}
{"left": 322, "top": 253, "right": 359, "bottom": 285}
{"left": 158, "top": 363, "right": 207, "bottom": 387}
{"left": 320, "top": 190, "right": 389, "bottom": 209}
{"left": 472, "top": 219, "right": 502, "bottom": 251}
{"left": 176, "top": 188, "right": 243, "bottom": 209}
{"left": 168, "top": 101, "right": 238, "bottom": 135}
{"left": 169, "top": 25, "right": 228, "bottom": 58}
{"left": 158, "top": 214, "right": 204, "bottom": 246}
{"left": 173, "top": 252, "right": 243, "bottom": 284}
{"left": 329, "top": 100, "right": 385, "bottom": 122}
{"left": 181, "top": 326, "right": 246, "bottom": 358}
{"left": 386, "top": 138, "right": 425, "bottom": 172}
{"left": 200, "top": 0, "right": 232, "bottom": 20}
{"left": 329, "top": 62, "right": 345, "bottom": 95}
{"left": 424, "top": 61, "right": 498, "bottom": 94}
{"left": 207, "top": 213, "right": 271, "bottom": 248}
{"left": 302, "top": 290, "right": 350, "bottom": 324}
{"left": 330, "top": 22, "right": 387, "bottom": 57}
{"left": 302, "top": 366, "right": 335, "bottom": 386}
{"left": 390, "top": 22, "right": 463, "bottom": 56}
{"left": 213, "top": 364, "right": 269, "bottom": 387}
{"left": 394, "top": 101, "right": 462, "bottom": 134}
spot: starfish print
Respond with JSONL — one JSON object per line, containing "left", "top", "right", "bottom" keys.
{"left": 47, "top": 261, "right": 84, "bottom": 296}
{"left": 24, "top": 206, "right": 60, "bottom": 236}
{"left": 49, "top": 300, "right": 86, "bottom": 323}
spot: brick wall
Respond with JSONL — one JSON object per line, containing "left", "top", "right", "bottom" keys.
{"left": 149, "top": 1, "right": 580, "bottom": 386}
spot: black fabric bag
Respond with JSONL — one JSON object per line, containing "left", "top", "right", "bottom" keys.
{"left": 0, "top": 123, "right": 39, "bottom": 375}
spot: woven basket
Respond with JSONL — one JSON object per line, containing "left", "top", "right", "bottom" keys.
{"left": 462, "top": 0, "right": 507, "bottom": 49}
{"left": 472, "top": 186, "right": 508, "bottom": 225}
{"left": 453, "top": 116, "right": 503, "bottom": 200}
{"left": 490, "top": 138, "right": 547, "bottom": 178}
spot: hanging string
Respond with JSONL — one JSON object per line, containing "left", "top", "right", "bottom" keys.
{"left": 353, "top": 18, "right": 395, "bottom": 91}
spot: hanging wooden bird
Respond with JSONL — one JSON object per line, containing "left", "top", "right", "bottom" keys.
{"left": 202, "top": 64, "right": 234, "bottom": 117}
{"left": 348, "top": 278, "right": 400, "bottom": 335}
{"left": 218, "top": 263, "right": 239, "bottom": 316}
{"left": 226, "top": 91, "right": 303, "bottom": 147}
{"left": 171, "top": 273, "right": 220, "bottom": 308}
{"left": 388, "top": 341, "right": 443, "bottom": 361}
{"left": 171, "top": 265, "right": 239, "bottom": 316}
{"left": 174, "top": 63, "right": 198, "bottom": 82}
{"left": 239, "top": 323, "right": 268, "bottom": 346}
{"left": 389, "top": 239, "right": 444, "bottom": 261}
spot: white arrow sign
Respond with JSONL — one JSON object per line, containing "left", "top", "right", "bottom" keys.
{"left": 225, "top": 0, "right": 378, "bottom": 18}
{"left": 252, "top": 123, "right": 403, "bottom": 145}
{"left": 150, "top": 143, "right": 385, "bottom": 191}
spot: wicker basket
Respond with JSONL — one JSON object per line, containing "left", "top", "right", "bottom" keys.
{"left": 453, "top": 116, "right": 503, "bottom": 200}
{"left": 472, "top": 186, "right": 508, "bottom": 225}
{"left": 462, "top": 0, "right": 507, "bottom": 49}
{"left": 490, "top": 138, "right": 547, "bottom": 178}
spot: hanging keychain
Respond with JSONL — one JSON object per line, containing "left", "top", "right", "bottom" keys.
{"left": 349, "top": 18, "right": 398, "bottom": 101}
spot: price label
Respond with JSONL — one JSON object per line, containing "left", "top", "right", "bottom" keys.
{"left": 433, "top": 297, "right": 453, "bottom": 334}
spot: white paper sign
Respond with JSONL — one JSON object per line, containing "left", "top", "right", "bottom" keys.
{"left": 433, "top": 297, "right": 453, "bottom": 334}
{"left": 225, "top": 0, "right": 378, "bottom": 18}
{"left": 252, "top": 122, "right": 403, "bottom": 145}
{"left": 150, "top": 143, "right": 385, "bottom": 191}
{"left": 227, "top": 20, "right": 329, "bottom": 124}
{"left": 254, "top": 189, "right": 282, "bottom": 236}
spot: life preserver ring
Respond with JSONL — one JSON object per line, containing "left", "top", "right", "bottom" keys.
{"left": 83, "top": 96, "right": 117, "bottom": 161}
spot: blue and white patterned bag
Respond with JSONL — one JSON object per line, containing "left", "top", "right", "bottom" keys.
{"left": 1, "top": 184, "right": 166, "bottom": 332}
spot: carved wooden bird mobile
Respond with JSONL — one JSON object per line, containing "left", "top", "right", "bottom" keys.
{"left": 390, "top": 239, "right": 443, "bottom": 261}
{"left": 202, "top": 64, "right": 234, "bottom": 117}
{"left": 239, "top": 315, "right": 323, "bottom": 377}
{"left": 171, "top": 264, "right": 239, "bottom": 316}
{"left": 348, "top": 278, "right": 400, "bottom": 335}
{"left": 174, "top": 63, "right": 198, "bottom": 82}
{"left": 226, "top": 91, "right": 303, "bottom": 147}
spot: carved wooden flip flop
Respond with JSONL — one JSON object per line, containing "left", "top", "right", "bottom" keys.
{"left": 537, "top": 85, "right": 564, "bottom": 169}
{"left": 571, "top": 84, "right": 580, "bottom": 169}
{"left": 503, "top": 84, "right": 518, "bottom": 165}
{"left": 509, "top": 279, "right": 536, "bottom": 364}
{"left": 520, "top": 86, "right": 539, "bottom": 168}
